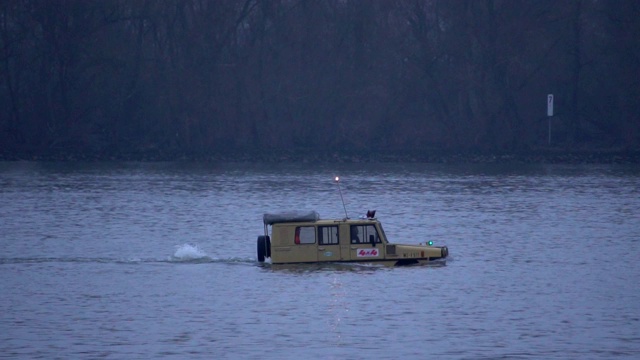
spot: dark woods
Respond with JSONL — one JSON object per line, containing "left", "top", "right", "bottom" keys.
{"left": 1, "top": 0, "right": 638, "bottom": 160}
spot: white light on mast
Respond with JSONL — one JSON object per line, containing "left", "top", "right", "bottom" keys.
{"left": 334, "top": 176, "right": 348, "bottom": 219}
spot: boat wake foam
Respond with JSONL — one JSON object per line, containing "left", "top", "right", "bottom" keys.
{"left": 0, "top": 244, "right": 255, "bottom": 266}
{"left": 171, "top": 243, "right": 209, "bottom": 262}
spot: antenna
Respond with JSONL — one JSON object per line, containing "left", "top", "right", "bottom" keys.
{"left": 334, "top": 176, "right": 349, "bottom": 219}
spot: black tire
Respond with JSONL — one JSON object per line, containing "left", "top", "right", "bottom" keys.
{"left": 257, "top": 236, "right": 266, "bottom": 262}
{"left": 265, "top": 236, "right": 271, "bottom": 258}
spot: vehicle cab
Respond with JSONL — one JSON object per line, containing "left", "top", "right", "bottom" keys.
{"left": 256, "top": 211, "right": 448, "bottom": 266}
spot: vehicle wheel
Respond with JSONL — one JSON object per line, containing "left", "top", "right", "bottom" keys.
{"left": 265, "top": 236, "right": 271, "bottom": 258}
{"left": 257, "top": 236, "right": 266, "bottom": 262}
{"left": 257, "top": 235, "right": 271, "bottom": 259}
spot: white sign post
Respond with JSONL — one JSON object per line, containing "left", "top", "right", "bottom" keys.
{"left": 547, "top": 94, "right": 554, "bottom": 145}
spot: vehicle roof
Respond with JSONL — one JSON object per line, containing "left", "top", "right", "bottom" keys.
{"left": 263, "top": 211, "right": 320, "bottom": 225}
{"left": 264, "top": 211, "right": 379, "bottom": 226}
{"left": 311, "top": 218, "right": 379, "bottom": 225}
{"left": 273, "top": 219, "right": 379, "bottom": 225}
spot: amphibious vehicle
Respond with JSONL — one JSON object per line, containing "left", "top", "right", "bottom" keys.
{"left": 256, "top": 210, "right": 448, "bottom": 266}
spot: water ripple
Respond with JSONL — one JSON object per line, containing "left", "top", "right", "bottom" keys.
{"left": 1, "top": 162, "right": 639, "bottom": 359}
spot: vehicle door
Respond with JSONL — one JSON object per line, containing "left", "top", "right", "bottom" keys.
{"left": 317, "top": 225, "right": 342, "bottom": 262}
{"left": 348, "top": 223, "right": 385, "bottom": 261}
{"left": 288, "top": 225, "right": 319, "bottom": 263}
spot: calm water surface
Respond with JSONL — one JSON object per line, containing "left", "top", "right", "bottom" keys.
{"left": 1, "top": 161, "right": 639, "bottom": 359}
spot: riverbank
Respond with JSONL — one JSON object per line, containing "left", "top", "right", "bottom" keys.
{"left": 1, "top": 148, "right": 639, "bottom": 164}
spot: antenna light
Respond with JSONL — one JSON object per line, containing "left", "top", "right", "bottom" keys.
{"left": 334, "top": 176, "right": 349, "bottom": 219}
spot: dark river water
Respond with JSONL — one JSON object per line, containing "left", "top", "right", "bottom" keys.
{"left": 1, "top": 161, "right": 639, "bottom": 359}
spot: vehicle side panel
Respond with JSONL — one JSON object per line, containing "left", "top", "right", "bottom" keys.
{"left": 317, "top": 225, "right": 342, "bottom": 262}
{"left": 270, "top": 224, "right": 316, "bottom": 263}
{"left": 267, "top": 220, "right": 445, "bottom": 265}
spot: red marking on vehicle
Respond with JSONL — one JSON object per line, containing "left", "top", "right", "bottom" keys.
{"left": 357, "top": 248, "right": 379, "bottom": 257}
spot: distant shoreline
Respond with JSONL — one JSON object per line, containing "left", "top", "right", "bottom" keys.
{"left": 1, "top": 149, "right": 639, "bottom": 164}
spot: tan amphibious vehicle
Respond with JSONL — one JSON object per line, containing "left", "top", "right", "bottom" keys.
{"left": 256, "top": 210, "right": 449, "bottom": 266}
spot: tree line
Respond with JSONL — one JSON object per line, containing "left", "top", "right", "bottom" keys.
{"left": 1, "top": 0, "right": 638, "bottom": 158}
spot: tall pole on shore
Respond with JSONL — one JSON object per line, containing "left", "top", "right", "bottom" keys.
{"left": 547, "top": 94, "right": 554, "bottom": 145}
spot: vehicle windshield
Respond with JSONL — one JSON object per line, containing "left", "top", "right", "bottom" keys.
{"left": 349, "top": 223, "right": 382, "bottom": 244}
{"left": 376, "top": 223, "right": 388, "bottom": 244}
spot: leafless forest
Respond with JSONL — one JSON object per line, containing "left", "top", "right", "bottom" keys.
{"left": 1, "top": 0, "right": 638, "bottom": 160}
